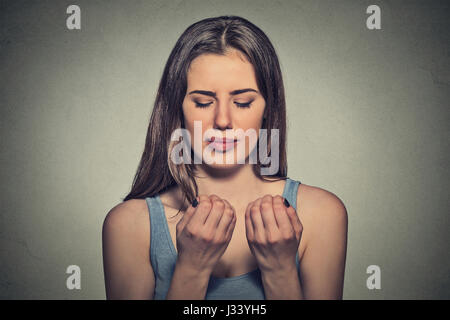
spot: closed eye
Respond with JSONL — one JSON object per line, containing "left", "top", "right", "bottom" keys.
{"left": 194, "top": 100, "right": 253, "bottom": 108}
{"left": 195, "top": 102, "right": 213, "bottom": 108}
{"left": 235, "top": 101, "right": 253, "bottom": 108}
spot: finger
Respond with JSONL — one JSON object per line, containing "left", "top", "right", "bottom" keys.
{"left": 216, "top": 202, "right": 235, "bottom": 237}
{"left": 244, "top": 201, "right": 255, "bottom": 241}
{"left": 221, "top": 198, "right": 236, "bottom": 219}
{"left": 285, "top": 205, "right": 302, "bottom": 240}
{"left": 260, "top": 194, "right": 279, "bottom": 236}
{"left": 188, "top": 194, "right": 212, "bottom": 226}
{"left": 250, "top": 198, "right": 266, "bottom": 243}
{"left": 221, "top": 198, "right": 236, "bottom": 234}
{"left": 224, "top": 213, "right": 237, "bottom": 241}
{"left": 176, "top": 196, "right": 198, "bottom": 232}
{"left": 221, "top": 198, "right": 234, "bottom": 212}
{"left": 204, "top": 195, "right": 226, "bottom": 230}
{"left": 273, "top": 196, "right": 295, "bottom": 235}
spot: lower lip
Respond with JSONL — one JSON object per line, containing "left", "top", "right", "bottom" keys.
{"left": 208, "top": 140, "right": 238, "bottom": 152}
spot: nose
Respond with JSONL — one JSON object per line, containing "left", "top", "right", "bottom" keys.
{"left": 213, "top": 100, "right": 232, "bottom": 130}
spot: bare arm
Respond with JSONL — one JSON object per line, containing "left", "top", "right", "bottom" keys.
{"left": 298, "top": 190, "right": 348, "bottom": 299}
{"left": 102, "top": 200, "right": 155, "bottom": 299}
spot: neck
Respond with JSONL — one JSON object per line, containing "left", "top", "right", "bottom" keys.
{"left": 192, "top": 164, "right": 278, "bottom": 210}
{"left": 165, "top": 165, "right": 285, "bottom": 214}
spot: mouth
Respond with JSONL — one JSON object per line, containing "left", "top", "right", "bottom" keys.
{"left": 207, "top": 137, "right": 239, "bottom": 152}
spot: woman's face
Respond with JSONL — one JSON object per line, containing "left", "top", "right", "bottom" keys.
{"left": 182, "top": 49, "right": 266, "bottom": 170}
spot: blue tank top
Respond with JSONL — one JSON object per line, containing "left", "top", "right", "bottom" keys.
{"left": 145, "top": 177, "right": 302, "bottom": 300}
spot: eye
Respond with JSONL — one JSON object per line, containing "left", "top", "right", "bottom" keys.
{"left": 234, "top": 100, "right": 253, "bottom": 108}
{"left": 194, "top": 101, "right": 213, "bottom": 108}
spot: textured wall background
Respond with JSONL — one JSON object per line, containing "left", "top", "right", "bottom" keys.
{"left": 0, "top": 0, "right": 449, "bottom": 299}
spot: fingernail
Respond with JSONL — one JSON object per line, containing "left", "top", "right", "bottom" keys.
{"left": 284, "top": 198, "right": 290, "bottom": 208}
{"left": 192, "top": 198, "right": 198, "bottom": 208}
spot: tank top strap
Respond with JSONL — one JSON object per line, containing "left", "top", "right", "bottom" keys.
{"left": 145, "top": 196, "right": 173, "bottom": 256}
{"left": 282, "top": 178, "right": 301, "bottom": 211}
{"left": 281, "top": 177, "right": 302, "bottom": 269}
{"left": 145, "top": 195, "right": 177, "bottom": 298}
{"left": 145, "top": 179, "right": 303, "bottom": 299}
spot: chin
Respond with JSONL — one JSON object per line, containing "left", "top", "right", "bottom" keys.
{"left": 198, "top": 148, "right": 250, "bottom": 173}
{"left": 200, "top": 161, "right": 245, "bottom": 177}
{"left": 204, "top": 161, "right": 243, "bottom": 169}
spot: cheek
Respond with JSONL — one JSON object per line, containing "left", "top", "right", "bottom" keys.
{"left": 182, "top": 102, "right": 197, "bottom": 128}
{"left": 182, "top": 106, "right": 207, "bottom": 144}
{"left": 238, "top": 110, "right": 265, "bottom": 131}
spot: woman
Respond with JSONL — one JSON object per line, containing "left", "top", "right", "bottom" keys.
{"left": 102, "top": 15, "right": 348, "bottom": 300}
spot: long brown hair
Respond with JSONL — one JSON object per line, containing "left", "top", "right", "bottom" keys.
{"left": 123, "top": 15, "right": 288, "bottom": 209}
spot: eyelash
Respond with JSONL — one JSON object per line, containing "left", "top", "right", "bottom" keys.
{"left": 194, "top": 101, "right": 253, "bottom": 108}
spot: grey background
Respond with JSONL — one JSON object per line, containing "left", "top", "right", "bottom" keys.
{"left": 0, "top": 0, "right": 449, "bottom": 299}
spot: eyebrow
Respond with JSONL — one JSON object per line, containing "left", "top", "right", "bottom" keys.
{"left": 188, "top": 88, "right": 258, "bottom": 97}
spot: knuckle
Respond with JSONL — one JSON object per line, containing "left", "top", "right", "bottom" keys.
{"left": 213, "top": 235, "right": 226, "bottom": 245}
{"left": 257, "top": 238, "right": 267, "bottom": 246}
{"left": 273, "top": 195, "right": 284, "bottom": 202}
{"left": 213, "top": 200, "right": 225, "bottom": 209}
{"left": 250, "top": 206, "right": 260, "bottom": 215}
{"left": 261, "top": 202, "right": 272, "bottom": 211}
{"left": 225, "top": 203, "right": 235, "bottom": 212}
{"left": 200, "top": 231, "right": 214, "bottom": 243}
{"left": 198, "top": 200, "right": 212, "bottom": 211}
{"left": 224, "top": 208, "right": 234, "bottom": 218}
{"left": 282, "top": 231, "right": 294, "bottom": 241}
{"left": 272, "top": 203, "right": 285, "bottom": 211}
{"left": 185, "top": 225, "right": 197, "bottom": 237}
{"left": 208, "top": 194, "right": 220, "bottom": 201}
{"left": 267, "top": 233, "right": 279, "bottom": 245}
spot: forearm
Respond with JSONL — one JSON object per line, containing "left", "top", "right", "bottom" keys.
{"left": 261, "top": 264, "right": 304, "bottom": 300}
{"left": 166, "top": 261, "right": 211, "bottom": 300}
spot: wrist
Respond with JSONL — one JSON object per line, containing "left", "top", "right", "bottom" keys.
{"left": 175, "top": 258, "right": 212, "bottom": 279}
{"left": 260, "top": 262, "right": 303, "bottom": 300}
{"left": 166, "top": 260, "right": 212, "bottom": 300}
{"left": 259, "top": 257, "right": 298, "bottom": 276}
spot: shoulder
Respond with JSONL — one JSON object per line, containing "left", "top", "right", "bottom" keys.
{"left": 297, "top": 183, "right": 347, "bottom": 216}
{"left": 296, "top": 182, "right": 348, "bottom": 234}
{"left": 102, "top": 198, "right": 151, "bottom": 244}
{"left": 294, "top": 183, "right": 347, "bottom": 299}
{"left": 102, "top": 198, "right": 155, "bottom": 299}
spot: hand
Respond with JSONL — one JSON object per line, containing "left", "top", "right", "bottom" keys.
{"left": 245, "top": 195, "right": 303, "bottom": 274}
{"left": 175, "top": 194, "right": 237, "bottom": 275}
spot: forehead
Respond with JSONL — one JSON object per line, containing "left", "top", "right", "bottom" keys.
{"left": 187, "top": 50, "right": 258, "bottom": 90}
